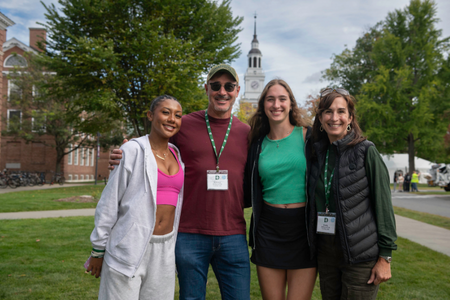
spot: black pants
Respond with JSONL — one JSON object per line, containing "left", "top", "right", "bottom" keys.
{"left": 317, "top": 234, "right": 379, "bottom": 300}
{"left": 403, "top": 181, "right": 410, "bottom": 192}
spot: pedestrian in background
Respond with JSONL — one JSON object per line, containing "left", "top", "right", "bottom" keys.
{"left": 397, "top": 174, "right": 404, "bottom": 192}
{"left": 393, "top": 172, "right": 398, "bottom": 192}
{"left": 404, "top": 173, "right": 412, "bottom": 192}
{"left": 411, "top": 171, "right": 420, "bottom": 192}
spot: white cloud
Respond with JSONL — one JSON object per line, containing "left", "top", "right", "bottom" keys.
{"left": 303, "top": 71, "right": 323, "bottom": 84}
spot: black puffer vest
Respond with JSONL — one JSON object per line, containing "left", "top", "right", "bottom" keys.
{"left": 307, "top": 132, "right": 379, "bottom": 264}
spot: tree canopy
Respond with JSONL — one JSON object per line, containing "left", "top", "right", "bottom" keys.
{"left": 324, "top": 0, "right": 450, "bottom": 172}
{"left": 6, "top": 53, "right": 122, "bottom": 173}
{"left": 40, "top": 0, "right": 243, "bottom": 136}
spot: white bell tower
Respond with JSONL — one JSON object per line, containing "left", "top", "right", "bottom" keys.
{"left": 243, "top": 14, "right": 265, "bottom": 107}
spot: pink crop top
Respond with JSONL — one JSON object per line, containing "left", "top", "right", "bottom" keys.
{"left": 156, "top": 148, "right": 184, "bottom": 207}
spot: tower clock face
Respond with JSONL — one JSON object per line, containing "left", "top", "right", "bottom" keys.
{"left": 251, "top": 81, "right": 259, "bottom": 89}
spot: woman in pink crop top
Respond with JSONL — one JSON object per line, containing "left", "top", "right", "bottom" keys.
{"left": 87, "top": 95, "right": 185, "bottom": 299}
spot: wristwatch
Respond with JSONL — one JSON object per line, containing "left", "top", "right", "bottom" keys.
{"left": 380, "top": 256, "right": 392, "bottom": 263}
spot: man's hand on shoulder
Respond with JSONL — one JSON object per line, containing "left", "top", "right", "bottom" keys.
{"left": 108, "top": 139, "right": 128, "bottom": 170}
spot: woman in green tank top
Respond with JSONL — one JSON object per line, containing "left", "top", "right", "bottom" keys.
{"left": 245, "top": 79, "right": 317, "bottom": 299}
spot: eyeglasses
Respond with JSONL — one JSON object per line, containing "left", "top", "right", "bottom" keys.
{"left": 320, "top": 87, "right": 350, "bottom": 98}
{"left": 209, "top": 82, "right": 237, "bottom": 92}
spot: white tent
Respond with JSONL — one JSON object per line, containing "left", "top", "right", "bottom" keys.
{"left": 380, "top": 154, "right": 434, "bottom": 184}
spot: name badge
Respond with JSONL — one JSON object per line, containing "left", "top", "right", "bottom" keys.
{"left": 207, "top": 170, "right": 228, "bottom": 190}
{"left": 317, "top": 212, "right": 336, "bottom": 235}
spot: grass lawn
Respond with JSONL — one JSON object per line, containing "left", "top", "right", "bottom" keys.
{"left": 1, "top": 211, "right": 450, "bottom": 299}
{"left": 393, "top": 206, "right": 450, "bottom": 231}
{"left": 391, "top": 183, "right": 450, "bottom": 195}
{"left": 0, "top": 186, "right": 105, "bottom": 213}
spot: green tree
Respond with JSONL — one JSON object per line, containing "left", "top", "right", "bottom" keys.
{"left": 324, "top": 0, "right": 450, "bottom": 172}
{"left": 302, "top": 93, "right": 320, "bottom": 118}
{"left": 5, "top": 53, "right": 122, "bottom": 174}
{"left": 40, "top": 0, "right": 242, "bottom": 136}
{"left": 324, "top": 22, "right": 383, "bottom": 97}
{"left": 233, "top": 101, "right": 253, "bottom": 124}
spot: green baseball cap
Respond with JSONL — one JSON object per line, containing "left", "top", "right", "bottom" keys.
{"left": 207, "top": 64, "right": 239, "bottom": 83}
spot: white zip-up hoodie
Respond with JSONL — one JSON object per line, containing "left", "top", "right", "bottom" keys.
{"left": 90, "top": 135, "right": 184, "bottom": 278}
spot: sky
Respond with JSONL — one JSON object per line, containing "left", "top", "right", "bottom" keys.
{"left": 1, "top": 0, "right": 450, "bottom": 107}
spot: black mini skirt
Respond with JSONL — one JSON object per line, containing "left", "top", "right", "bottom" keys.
{"left": 251, "top": 203, "right": 317, "bottom": 269}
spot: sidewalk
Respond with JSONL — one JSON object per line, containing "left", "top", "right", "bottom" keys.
{"left": 0, "top": 208, "right": 449, "bottom": 257}
{"left": 395, "top": 215, "right": 450, "bottom": 256}
{"left": 0, "top": 208, "right": 96, "bottom": 219}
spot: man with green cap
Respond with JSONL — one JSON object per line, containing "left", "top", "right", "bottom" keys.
{"left": 110, "top": 64, "right": 251, "bottom": 299}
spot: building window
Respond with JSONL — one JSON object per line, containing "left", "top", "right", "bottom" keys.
{"left": 31, "top": 111, "right": 46, "bottom": 132}
{"left": 91, "top": 149, "right": 95, "bottom": 166}
{"left": 90, "top": 175, "right": 94, "bottom": 180}
{"left": 4, "top": 55, "right": 27, "bottom": 67}
{"left": 32, "top": 85, "right": 43, "bottom": 102}
{"left": 74, "top": 147, "right": 78, "bottom": 165}
{"left": 85, "top": 148, "right": 90, "bottom": 167}
{"left": 68, "top": 144, "right": 73, "bottom": 165}
{"left": 80, "top": 175, "right": 84, "bottom": 180}
{"left": 80, "top": 148, "right": 85, "bottom": 166}
{"left": 7, "top": 109, "right": 22, "bottom": 130}
{"left": 259, "top": 58, "right": 261, "bottom": 68}
{"left": 74, "top": 175, "right": 78, "bottom": 181}
{"left": 253, "top": 57, "right": 257, "bottom": 68}
{"left": 69, "top": 175, "right": 73, "bottom": 181}
{"left": 8, "top": 80, "right": 22, "bottom": 102}
{"left": 248, "top": 57, "right": 251, "bottom": 68}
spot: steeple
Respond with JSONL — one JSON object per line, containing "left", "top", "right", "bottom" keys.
{"left": 243, "top": 12, "right": 265, "bottom": 108}
{"left": 252, "top": 14, "right": 258, "bottom": 44}
{"left": 249, "top": 14, "right": 261, "bottom": 55}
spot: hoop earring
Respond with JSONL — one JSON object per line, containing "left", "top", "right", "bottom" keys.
{"left": 347, "top": 124, "right": 351, "bottom": 132}
{"left": 320, "top": 125, "right": 323, "bottom": 132}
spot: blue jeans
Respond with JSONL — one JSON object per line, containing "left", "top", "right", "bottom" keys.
{"left": 175, "top": 233, "right": 250, "bottom": 300}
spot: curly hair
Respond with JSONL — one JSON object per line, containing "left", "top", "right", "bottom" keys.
{"left": 248, "top": 79, "right": 310, "bottom": 144}
{"left": 311, "top": 91, "right": 365, "bottom": 146}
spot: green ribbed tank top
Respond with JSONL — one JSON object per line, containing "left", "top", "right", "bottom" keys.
{"left": 258, "top": 126, "right": 307, "bottom": 204}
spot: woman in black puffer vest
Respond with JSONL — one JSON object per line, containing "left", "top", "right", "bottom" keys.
{"left": 307, "top": 88, "right": 397, "bottom": 300}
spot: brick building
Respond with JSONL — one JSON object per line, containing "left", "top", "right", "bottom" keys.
{"left": 0, "top": 12, "right": 110, "bottom": 182}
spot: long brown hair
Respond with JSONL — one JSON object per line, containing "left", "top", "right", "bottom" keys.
{"left": 312, "top": 92, "right": 365, "bottom": 146}
{"left": 248, "top": 79, "right": 310, "bottom": 144}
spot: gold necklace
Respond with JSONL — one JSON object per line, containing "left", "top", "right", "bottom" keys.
{"left": 151, "top": 147, "right": 168, "bottom": 161}
{"left": 269, "top": 126, "right": 295, "bottom": 148}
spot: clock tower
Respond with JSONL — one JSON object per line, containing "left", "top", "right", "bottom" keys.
{"left": 242, "top": 15, "right": 265, "bottom": 109}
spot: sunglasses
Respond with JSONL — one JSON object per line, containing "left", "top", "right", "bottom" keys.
{"left": 320, "top": 87, "right": 349, "bottom": 98}
{"left": 209, "top": 82, "right": 237, "bottom": 92}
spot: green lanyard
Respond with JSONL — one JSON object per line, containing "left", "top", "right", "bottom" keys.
{"left": 324, "top": 148, "right": 335, "bottom": 213}
{"left": 205, "top": 110, "right": 233, "bottom": 171}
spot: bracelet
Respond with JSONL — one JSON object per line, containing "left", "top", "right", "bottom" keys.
{"left": 91, "top": 251, "right": 104, "bottom": 258}
{"left": 91, "top": 249, "right": 105, "bottom": 258}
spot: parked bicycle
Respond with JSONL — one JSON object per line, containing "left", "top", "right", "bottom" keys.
{"left": 50, "top": 173, "right": 66, "bottom": 185}
{"left": 0, "top": 172, "right": 7, "bottom": 189}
